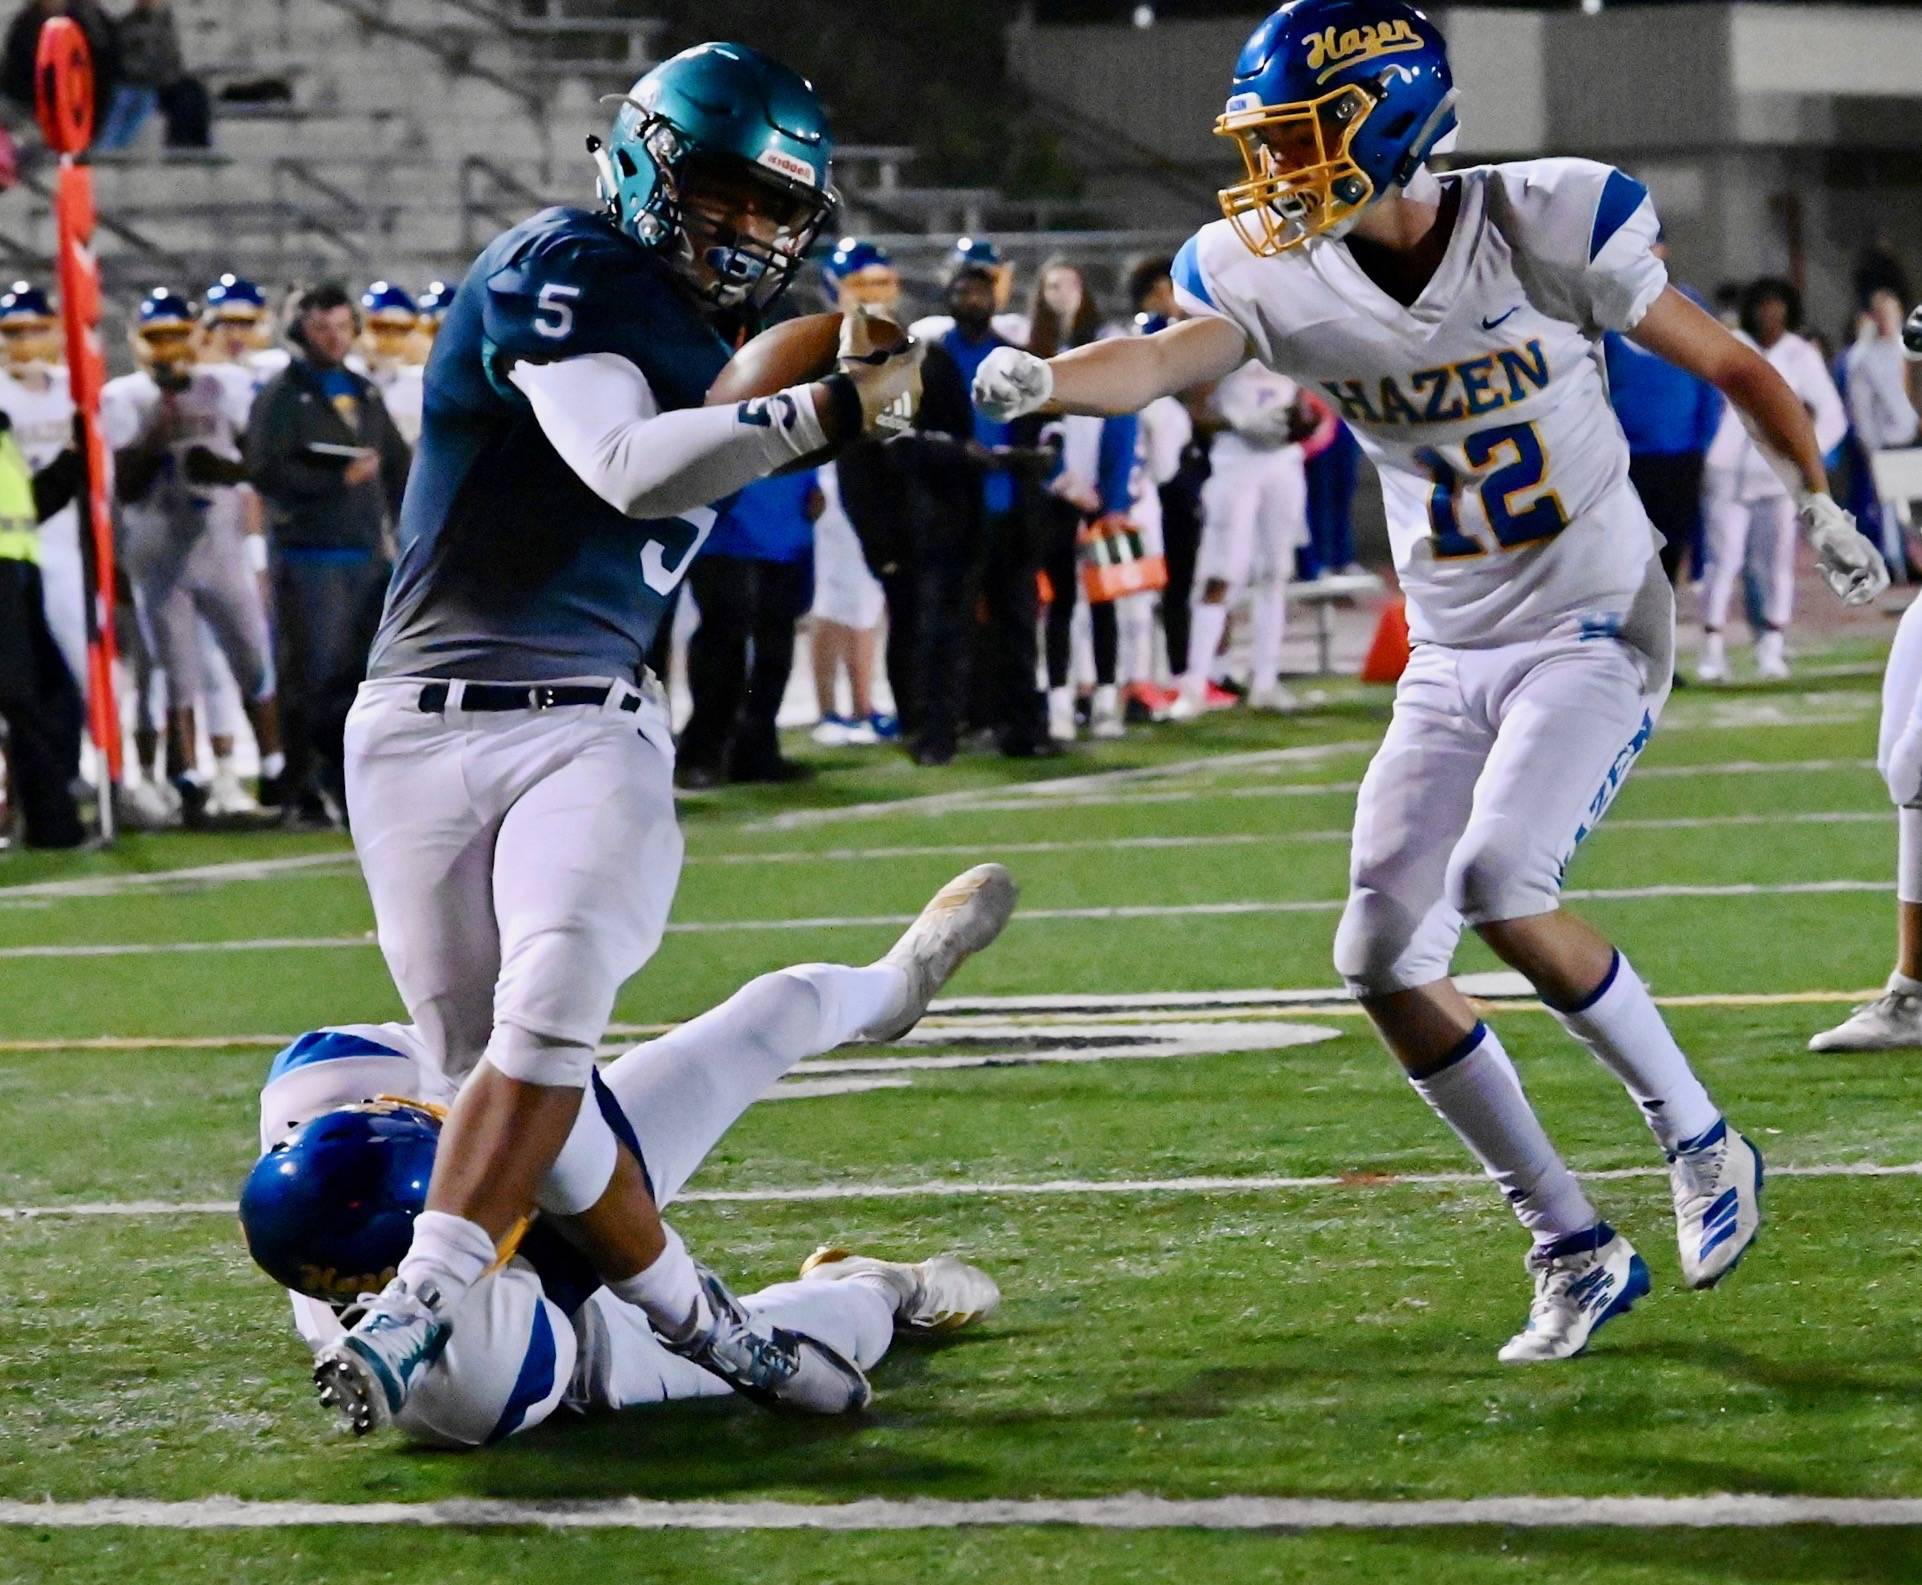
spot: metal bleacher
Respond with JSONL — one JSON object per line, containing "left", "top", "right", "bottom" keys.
{"left": 3, "top": 0, "right": 1190, "bottom": 332}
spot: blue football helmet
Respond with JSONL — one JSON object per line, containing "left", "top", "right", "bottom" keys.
{"left": 239, "top": 1098, "right": 442, "bottom": 1305}
{"left": 136, "top": 287, "right": 196, "bottom": 332}
{"left": 415, "top": 279, "right": 452, "bottom": 322}
{"left": 360, "top": 280, "right": 419, "bottom": 326}
{"left": 820, "top": 236, "right": 899, "bottom": 311}
{"left": 588, "top": 41, "right": 836, "bottom": 310}
{"left": 0, "top": 281, "right": 54, "bottom": 325}
{"left": 202, "top": 273, "right": 266, "bottom": 322}
{"left": 1216, "top": 0, "right": 1457, "bottom": 254}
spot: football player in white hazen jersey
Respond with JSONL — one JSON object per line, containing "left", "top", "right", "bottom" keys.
{"left": 975, "top": 0, "right": 1888, "bottom": 1362}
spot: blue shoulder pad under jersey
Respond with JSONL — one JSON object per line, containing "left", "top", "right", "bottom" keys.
{"left": 478, "top": 207, "right": 729, "bottom": 413}
{"left": 265, "top": 1028, "right": 406, "bottom": 1085}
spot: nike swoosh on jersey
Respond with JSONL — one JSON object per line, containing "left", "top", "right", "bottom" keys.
{"left": 1481, "top": 307, "right": 1520, "bottom": 330}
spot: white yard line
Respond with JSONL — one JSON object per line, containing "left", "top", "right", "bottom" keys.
{"left": 692, "top": 810, "right": 1886, "bottom": 868}
{"left": 8, "top": 1159, "right": 1916, "bottom": 1221}
{"left": 3, "top": 1492, "right": 1921, "bottom": 1531}
{"left": 0, "top": 878, "right": 1893, "bottom": 959}
{"left": 0, "top": 852, "right": 355, "bottom": 903}
{"left": 742, "top": 741, "right": 1382, "bottom": 831}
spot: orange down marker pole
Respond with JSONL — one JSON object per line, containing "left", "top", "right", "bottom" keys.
{"left": 35, "top": 16, "right": 122, "bottom": 829}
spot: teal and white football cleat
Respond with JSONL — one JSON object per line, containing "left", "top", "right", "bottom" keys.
{"left": 799, "top": 1246, "right": 1002, "bottom": 1334}
{"left": 1668, "top": 1118, "right": 1763, "bottom": 1290}
{"left": 665, "top": 1264, "right": 872, "bottom": 1414}
{"left": 313, "top": 1277, "right": 451, "bottom": 1435}
{"left": 866, "top": 863, "right": 1019, "bottom": 1042}
{"left": 1497, "top": 1224, "right": 1650, "bottom": 1364}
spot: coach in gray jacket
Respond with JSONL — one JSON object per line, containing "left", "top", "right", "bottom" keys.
{"left": 247, "top": 282, "right": 411, "bottom": 826}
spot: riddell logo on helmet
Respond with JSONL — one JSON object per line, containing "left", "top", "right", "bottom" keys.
{"left": 757, "top": 148, "right": 817, "bottom": 186}
{"left": 1306, "top": 18, "right": 1422, "bottom": 82}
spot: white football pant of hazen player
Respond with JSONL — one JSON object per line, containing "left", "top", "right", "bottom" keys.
{"left": 1809, "top": 304, "right": 1922, "bottom": 1052}
{"left": 973, "top": 0, "right": 1885, "bottom": 1363}
{"left": 261, "top": 946, "right": 1003, "bottom": 1447}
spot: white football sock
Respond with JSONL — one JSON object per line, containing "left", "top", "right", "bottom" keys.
{"left": 260, "top": 750, "right": 286, "bottom": 779}
{"left": 395, "top": 1209, "right": 497, "bottom": 1312}
{"left": 1548, "top": 952, "right": 1719, "bottom": 1152}
{"left": 601, "top": 962, "right": 908, "bottom": 1205}
{"left": 1410, "top": 1022, "right": 1597, "bottom": 1246}
{"left": 1182, "top": 602, "right": 1229, "bottom": 702}
{"left": 1248, "top": 579, "right": 1285, "bottom": 694}
{"left": 1899, "top": 807, "right": 1922, "bottom": 906}
{"left": 534, "top": 1089, "right": 619, "bottom": 1216}
{"left": 606, "top": 1223, "right": 710, "bottom": 1342}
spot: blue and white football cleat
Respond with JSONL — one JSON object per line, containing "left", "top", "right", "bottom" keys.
{"left": 1497, "top": 1224, "right": 1650, "bottom": 1364}
{"left": 665, "top": 1264, "right": 872, "bottom": 1414}
{"left": 1668, "top": 1118, "right": 1764, "bottom": 1290}
{"left": 312, "top": 1277, "right": 450, "bottom": 1435}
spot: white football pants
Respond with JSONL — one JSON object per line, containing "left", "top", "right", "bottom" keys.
{"left": 345, "top": 675, "right": 680, "bottom": 1088}
{"left": 1335, "top": 612, "right": 1672, "bottom": 996}
{"left": 1701, "top": 474, "right": 1795, "bottom": 634}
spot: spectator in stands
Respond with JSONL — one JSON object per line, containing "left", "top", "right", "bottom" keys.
{"left": 909, "top": 237, "right": 1029, "bottom": 347}
{"left": 0, "top": 406, "right": 84, "bottom": 847}
{"left": 97, "top": 0, "right": 207, "bottom": 149}
{"left": 1602, "top": 232, "right": 1723, "bottom": 590}
{"left": 2, "top": 0, "right": 117, "bottom": 131}
{"left": 247, "top": 283, "right": 409, "bottom": 825}
{"left": 676, "top": 470, "right": 820, "bottom": 789}
{"left": 1841, "top": 288, "right": 1921, "bottom": 577}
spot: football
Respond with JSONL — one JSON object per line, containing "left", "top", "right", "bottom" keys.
{"left": 705, "top": 310, "right": 910, "bottom": 405}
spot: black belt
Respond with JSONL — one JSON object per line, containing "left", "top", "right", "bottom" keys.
{"left": 417, "top": 681, "right": 641, "bottom": 714}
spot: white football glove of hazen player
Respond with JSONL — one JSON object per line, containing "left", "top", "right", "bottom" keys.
{"left": 839, "top": 306, "right": 925, "bottom": 436}
{"left": 972, "top": 346, "right": 1054, "bottom": 422}
{"left": 1799, "top": 490, "right": 1889, "bottom": 607}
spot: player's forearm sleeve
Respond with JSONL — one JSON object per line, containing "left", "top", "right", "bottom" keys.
{"left": 510, "top": 352, "right": 827, "bottom": 519}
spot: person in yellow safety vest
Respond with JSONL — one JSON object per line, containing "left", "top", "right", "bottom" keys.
{"left": 0, "top": 413, "right": 86, "bottom": 848}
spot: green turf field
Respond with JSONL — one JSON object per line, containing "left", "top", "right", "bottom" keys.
{"left": 4, "top": 643, "right": 1921, "bottom": 1583}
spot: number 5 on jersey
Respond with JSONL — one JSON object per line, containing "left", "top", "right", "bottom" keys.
{"left": 1419, "top": 421, "right": 1568, "bottom": 559}
{"left": 534, "top": 283, "right": 580, "bottom": 339}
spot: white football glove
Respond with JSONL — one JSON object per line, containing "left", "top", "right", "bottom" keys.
{"left": 1799, "top": 490, "right": 1890, "bottom": 607}
{"left": 973, "top": 346, "right": 1054, "bottom": 422}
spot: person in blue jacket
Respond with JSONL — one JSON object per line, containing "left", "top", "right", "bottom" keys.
{"left": 1602, "top": 238, "right": 1724, "bottom": 588}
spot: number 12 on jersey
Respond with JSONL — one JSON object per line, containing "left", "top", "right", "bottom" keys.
{"left": 1418, "top": 421, "right": 1568, "bottom": 559}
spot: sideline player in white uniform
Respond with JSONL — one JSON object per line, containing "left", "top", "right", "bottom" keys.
{"left": 1698, "top": 277, "right": 1848, "bottom": 682}
{"left": 1810, "top": 306, "right": 1922, "bottom": 1051}
{"left": 974, "top": 0, "right": 1886, "bottom": 1361}
{"left": 244, "top": 931, "right": 1002, "bottom": 1447}
{"left": 0, "top": 283, "right": 87, "bottom": 691}
{"left": 1177, "top": 360, "right": 1327, "bottom": 717}
{"left": 104, "top": 289, "right": 287, "bottom": 824}
{"left": 358, "top": 281, "right": 426, "bottom": 446}
{"left": 314, "top": 44, "right": 938, "bottom": 1435}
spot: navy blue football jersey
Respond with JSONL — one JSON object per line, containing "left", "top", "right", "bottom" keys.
{"left": 367, "top": 207, "right": 734, "bottom": 682}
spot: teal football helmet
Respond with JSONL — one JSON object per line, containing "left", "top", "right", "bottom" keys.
{"left": 589, "top": 41, "right": 836, "bottom": 311}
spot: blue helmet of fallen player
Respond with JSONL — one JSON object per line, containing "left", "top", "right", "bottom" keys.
{"left": 239, "top": 1098, "right": 442, "bottom": 1304}
{"left": 202, "top": 273, "right": 266, "bottom": 323}
{"left": 588, "top": 41, "right": 836, "bottom": 311}
{"left": 1216, "top": 0, "right": 1457, "bottom": 255}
